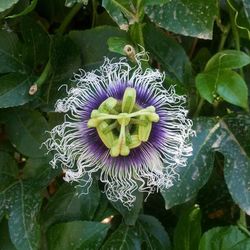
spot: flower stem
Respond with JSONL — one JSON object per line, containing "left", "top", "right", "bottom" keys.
{"left": 31, "top": 3, "right": 82, "bottom": 93}
{"left": 193, "top": 98, "right": 204, "bottom": 118}
{"left": 227, "top": 0, "right": 244, "bottom": 77}
{"left": 237, "top": 210, "right": 250, "bottom": 236}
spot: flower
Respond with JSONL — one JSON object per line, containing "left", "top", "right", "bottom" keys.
{"left": 44, "top": 49, "right": 194, "bottom": 208}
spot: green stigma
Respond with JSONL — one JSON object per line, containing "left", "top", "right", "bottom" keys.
{"left": 87, "top": 87, "right": 160, "bottom": 157}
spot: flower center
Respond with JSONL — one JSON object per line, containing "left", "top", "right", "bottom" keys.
{"left": 87, "top": 87, "right": 160, "bottom": 157}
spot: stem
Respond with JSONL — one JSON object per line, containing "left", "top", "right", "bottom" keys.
{"left": 228, "top": 0, "right": 244, "bottom": 77}
{"left": 91, "top": 0, "right": 97, "bottom": 27}
{"left": 57, "top": 3, "right": 82, "bottom": 35}
{"left": 36, "top": 60, "right": 51, "bottom": 87}
{"left": 218, "top": 24, "right": 231, "bottom": 51}
{"left": 32, "top": 3, "right": 82, "bottom": 92}
{"left": 193, "top": 98, "right": 204, "bottom": 118}
{"left": 239, "top": 209, "right": 247, "bottom": 228}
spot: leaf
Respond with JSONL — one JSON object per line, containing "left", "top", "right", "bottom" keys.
{"left": 205, "top": 50, "right": 250, "bottom": 72}
{"left": 173, "top": 205, "right": 201, "bottom": 250}
{"left": 101, "top": 223, "right": 140, "bottom": 250}
{"left": 50, "top": 35, "right": 81, "bottom": 81}
{"left": 108, "top": 36, "right": 130, "bottom": 55}
{"left": 199, "top": 226, "right": 250, "bottom": 250}
{"left": 44, "top": 179, "right": 101, "bottom": 228}
{"left": 69, "top": 25, "right": 127, "bottom": 70}
{"left": 196, "top": 70, "right": 248, "bottom": 109}
{"left": 0, "top": 219, "right": 16, "bottom": 250}
{"left": 161, "top": 118, "right": 217, "bottom": 209}
{"left": 0, "top": 152, "right": 18, "bottom": 191}
{"left": 22, "top": 156, "right": 61, "bottom": 189}
{"left": 102, "top": 0, "right": 135, "bottom": 29}
{"left": 145, "top": 0, "right": 218, "bottom": 39}
{"left": 195, "top": 72, "right": 215, "bottom": 103}
{"left": 7, "top": 0, "right": 38, "bottom": 18}
{"left": 111, "top": 189, "right": 143, "bottom": 226}
{"left": 65, "top": 0, "right": 88, "bottom": 7}
{"left": 143, "top": 0, "right": 170, "bottom": 6}
{"left": 137, "top": 214, "right": 171, "bottom": 250}
{"left": 0, "top": 73, "right": 36, "bottom": 108}
{"left": 20, "top": 16, "right": 50, "bottom": 71}
{"left": 0, "top": 0, "right": 19, "bottom": 12}
{"left": 143, "top": 23, "right": 192, "bottom": 84}
{"left": 0, "top": 30, "right": 27, "bottom": 74}
{"left": 216, "top": 70, "right": 248, "bottom": 110}
{"left": 4, "top": 109, "right": 49, "bottom": 157}
{"left": 1, "top": 180, "right": 42, "bottom": 250}
{"left": 214, "top": 120, "right": 250, "bottom": 215}
{"left": 47, "top": 221, "right": 110, "bottom": 250}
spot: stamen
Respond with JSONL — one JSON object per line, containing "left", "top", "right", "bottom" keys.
{"left": 87, "top": 87, "right": 160, "bottom": 156}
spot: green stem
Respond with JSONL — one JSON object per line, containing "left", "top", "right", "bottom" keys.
{"left": 57, "top": 3, "right": 82, "bottom": 35}
{"left": 33, "top": 3, "right": 82, "bottom": 90}
{"left": 228, "top": 0, "right": 244, "bottom": 77}
{"left": 36, "top": 60, "right": 51, "bottom": 87}
{"left": 218, "top": 24, "right": 231, "bottom": 51}
{"left": 91, "top": 0, "right": 97, "bottom": 27}
{"left": 193, "top": 98, "right": 204, "bottom": 118}
{"left": 237, "top": 210, "right": 250, "bottom": 236}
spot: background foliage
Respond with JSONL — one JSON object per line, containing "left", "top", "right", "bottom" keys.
{"left": 0, "top": 0, "right": 250, "bottom": 249}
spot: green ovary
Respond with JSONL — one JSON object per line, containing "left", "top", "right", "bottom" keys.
{"left": 87, "top": 87, "right": 160, "bottom": 157}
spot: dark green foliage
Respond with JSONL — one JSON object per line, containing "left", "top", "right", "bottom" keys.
{"left": 0, "top": 0, "right": 250, "bottom": 249}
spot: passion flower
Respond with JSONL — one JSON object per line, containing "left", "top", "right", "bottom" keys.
{"left": 44, "top": 49, "right": 194, "bottom": 208}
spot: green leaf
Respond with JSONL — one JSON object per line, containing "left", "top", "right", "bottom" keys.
{"left": 0, "top": 30, "right": 27, "bottom": 74}
{"left": 195, "top": 72, "right": 215, "bottom": 103}
{"left": 161, "top": 118, "right": 216, "bottom": 209}
{"left": 215, "top": 120, "right": 250, "bottom": 215}
{"left": 0, "top": 0, "right": 19, "bottom": 12}
{"left": 20, "top": 16, "right": 50, "bottom": 72}
{"left": 102, "top": 0, "right": 136, "bottom": 29}
{"left": 0, "top": 152, "right": 18, "bottom": 191}
{"left": 1, "top": 180, "right": 42, "bottom": 250}
{"left": 143, "top": 23, "right": 192, "bottom": 84}
{"left": 69, "top": 26, "right": 127, "bottom": 70}
{"left": 111, "top": 189, "right": 143, "bottom": 226}
{"left": 50, "top": 35, "right": 81, "bottom": 81}
{"left": 162, "top": 116, "right": 250, "bottom": 214}
{"left": 4, "top": 109, "right": 49, "bottom": 157}
{"left": 145, "top": 0, "right": 218, "bottom": 39}
{"left": 196, "top": 70, "right": 248, "bottom": 109}
{"left": 205, "top": 50, "right": 250, "bottom": 72}
{"left": 143, "top": 0, "right": 170, "bottom": 6}
{"left": 199, "top": 226, "right": 250, "bottom": 250}
{"left": 65, "top": 0, "right": 88, "bottom": 7}
{"left": 23, "top": 156, "right": 61, "bottom": 189}
{"left": 0, "top": 73, "right": 36, "bottom": 108}
{"left": 174, "top": 205, "right": 201, "bottom": 250}
{"left": 7, "top": 0, "right": 38, "bottom": 18}
{"left": 44, "top": 179, "right": 100, "bottom": 228}
{"left": 0, "top": 219, "right": 16, "bottom": 250}
{"left": 108, "top": 36, "right": 130, "bottom": 55}
{"left": 216, "top": 70, "right": 248, "bottom": 110}
{"left": 137, "top": 215, "right": 171, "bottom": 250}
{"left": 101, "top": 223, "right": 140, "bottom": 250}
{"left": 47, "top": 221, "right": 110, "bottom": 250}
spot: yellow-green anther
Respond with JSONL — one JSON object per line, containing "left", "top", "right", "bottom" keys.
{"left": 91, "top": 109, "right": 100, "bottom": 118}
{"left": 128, "top": 135, "right": 141, "bottom": 149}
{"left": 148, "top": 113, "right": 160, "bottom": 122}
{"left": 138, "top": 115, "right": 152, "bottom": 142}
{"left": 99, "top": 97, "right": 118, "bottom": 113}
{"left": 87, "top": 118, "right": 100, "bottom": 128}
{"left": 122, "top": 87, "right": 136, "bottom": 113}
{"left": 145, "top": 106, "right": 156, "bottom": 112}
{"left": 120, "top": 145, "right": 130, "bottom": 156}
{"left": 96, "top": 121, "right": 114, "bottom": 148}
